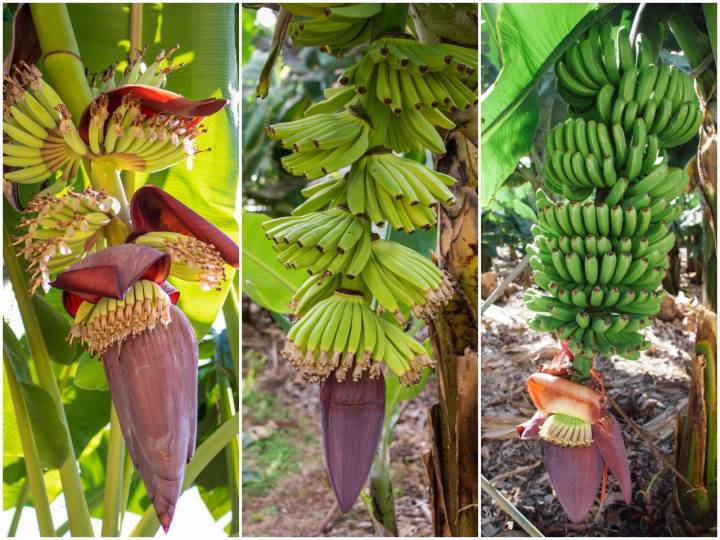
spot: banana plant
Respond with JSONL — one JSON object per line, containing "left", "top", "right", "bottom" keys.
{"left": 3, "top": 3, "right": 239, "bottom": 536}
{"left": 482, "top": 2, "right": 711, "bottom": 532}
{"left": 243, "top": 3, "right": 477, "bottom": 534}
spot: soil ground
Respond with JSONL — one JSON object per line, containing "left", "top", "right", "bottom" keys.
{"left": 481, "top": 249, "right": 708, "bottom": 536}
{"left": 242, "top": 303, "right": 435, "bottom": 537}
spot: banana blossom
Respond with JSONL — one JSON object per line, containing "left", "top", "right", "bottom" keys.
{"left": 52, "top": 244, "right": 197, "bottom": 532}
{"left": 517, "top": 372, "right": 631, "bottom": 523}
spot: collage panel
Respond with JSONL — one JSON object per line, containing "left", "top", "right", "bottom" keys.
{"left": 481, "top": 2, "right": 718, "bottom": 537}
{"left": 2, "top": 2, "right": 239, "bottom": 537}
{"left": 241, "top": 2, "right": 479, "bottom": 537}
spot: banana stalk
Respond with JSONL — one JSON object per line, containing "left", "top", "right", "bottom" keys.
{"left": 4, "top": 225, "right": 93, "bottom": 536}
{"left": 215, "top": 336, "right": 240, "bottom": 536}
{"left": 3, "top": 354, "right": 56, "bottom": 537}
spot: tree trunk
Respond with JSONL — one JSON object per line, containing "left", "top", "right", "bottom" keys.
{"left": 671, "top": 308, "right": 717, "bottom": 534}
{"left": 423, "top": 132, "right": 479, "bottom": 537}
{"left": 667, "top": 8, "right": 717, "bottom": 534}
{"left": 412, "top": 6, "right": 478, "bottom": 535}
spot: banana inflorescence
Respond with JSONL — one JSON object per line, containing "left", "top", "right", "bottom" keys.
{"left": 4, "top": 50, "right": 225, "bottom": 190}
{"left": 263, "top": 6, "right": 477, "bottom": 385}
{"left": 90, "top": 45, "right": 182, "bottom": 96}
{"left": 3, "top": 62, "right": 88, "bottom": 187}
{"left": 527, "top": 23, "right": 700, "bottom": 369}
{"left": 14, "top": 188, "right": 120, "bottom": 293}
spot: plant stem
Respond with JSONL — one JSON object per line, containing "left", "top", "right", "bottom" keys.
{"left": 3, "top": 229, "right": 94, "bottom": 536}
{"left": 88, "top": 163, "right": 131, "bottom": 538}
{"left": 215, "top": 352, "right": 239, "bottom": 535}
{"left": 101, "top": 407, "right": 125, "bottom": 536}
{"left": 668, "top": 5, "right": 716, "bottom": 97}
{"left": 702, "top": 4, "right": 717, "bottom": 66}
{"left": 129, "top": 416, "right": 239, "bottom": 537}
{"left": 29, "top": 3, "right": 93, "bottom": 121}
{"left": 222, "top": 282, "right": 240, "bottom": 379}
{"left": 122, "top": 3, "right": 144, "bottom": 197}
{"left": 367, "top": 438, "right": 398, "bottom": 536}
{"left": 119, "top": 449, "right": 134, "bottom": 528}
{"left": 8, "top": 480, "right": 29, "bottom": 537}
{"left": 4, "top": 357, "right": 56, "bottom": 537}
{"left": 56, "top": 488, "right": 106, "bottom": 537}
{"left": 90, "top": 160, "right": 132, "bottom": 240}
{"left": 481, "top": 474, "right": 544, "bottom": 537}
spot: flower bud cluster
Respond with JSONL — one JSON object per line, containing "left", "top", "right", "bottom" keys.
{"left": 3, "top": 62, "right": 88, "bottom": 186}
{"left": 70, "top": 279, "right": 172, "bottom": 356}
{"left": 132, "top": 231, "right": 228, "bottom": 291}
{"left": 91, "top": 44, "right": 184, "bottom": 95}
{"left": 15, "top": 188, "right": 120, "bottom": 293}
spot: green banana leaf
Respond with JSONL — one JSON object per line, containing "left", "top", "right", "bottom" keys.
{"left": 67, "top": 3, "right": 239, "bottom": 337}
{"left": 480, "top": 3, "right": 599, "bottom": 204}
{"left": 73, "top": 352, "right": 109, "bottom": 391}
{"left": 242, "top": 210, "right": 308, "bottom": 314}
{"left": 3, "top": 323, "right": 70, "bottom": 469}
{"left": 481, "top": 90, "right": 539, "bottom": 205}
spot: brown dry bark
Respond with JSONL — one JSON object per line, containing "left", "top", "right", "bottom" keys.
{"left": 423, "top": 130, "right": 479, "bottom": 537}
{"left": 411, "top": 6, "right": 478, "bottom": 536}
{"left": 671, "top": 308, "right": 717, "bottom": 534}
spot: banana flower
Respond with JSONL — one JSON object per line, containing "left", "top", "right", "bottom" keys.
{"left": 52, "top": 244, "right": 197, "bottom": 532}
{"left": 127, "top": 185, "right": 239, "bottom": 290}
{"left": 3, "top": 60, "right": 226, "bottom": 186}
{"left": 517, "top": 372, "right": 632, "bottom": 523}
{"left": 320, "top": 372, "right": 385, "bottom": 513}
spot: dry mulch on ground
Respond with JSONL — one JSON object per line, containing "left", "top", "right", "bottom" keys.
{"left": 481, "top": 256, "right": 702, "bottom": 537}
{"left": 242, "top": 303, "right": 435, "bottom": 537}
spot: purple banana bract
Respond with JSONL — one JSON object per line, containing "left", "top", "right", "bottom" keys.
{"left": 320, "top": 372, "right": 385, "bottom": 513}
{"left": 52, "top": 243, "right": 198, "bottom": 532}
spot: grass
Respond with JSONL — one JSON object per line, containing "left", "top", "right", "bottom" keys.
{"left": 243, "top": 431, "right": 299, "bottom": 496}
{"left": 247, "top": 506, "right": 278, "bottom": 524}
{"left": 243, "top": 388, "right": 288, "bottom": 425}
{"left": 242, "top": 350, "right": 301, "bottom": 496}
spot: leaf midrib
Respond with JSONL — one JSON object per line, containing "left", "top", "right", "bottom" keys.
{"left": 481, "top": 5, "right": 616, "bottom": 143}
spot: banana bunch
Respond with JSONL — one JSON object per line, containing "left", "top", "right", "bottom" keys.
{"left": 81, "top": 92, "right": 207, "bottom": 174}
{"left": 544, "top": 117, "right": 663, "bottom": 200}
{"left": 529, "top": 179, "right": 681, "bottom": 359}
{"left": 284, "top": 4, "right": 382, "bottom": 53}
{"left": 282, "top": 290, "right": 433, "bottom": 385}
{"left": 263, "top": 7, "right": 465, "bottom": 386}
{"left": 3, "top": 63, "right": 88, "bottom": 186}
{"left": 263, "top": 208, "right": 371, "bottom": 277}
{"left": 267, "top": 108, "right": 371, "bottom": 179}
{"left": 132, "top": 231, "right": 228, "bottom": 292}
{"left": 529, "top": 20, "right": 700, "bottom": 366}
{"left": 357, "top": 239, "right": 453, "bottom": 322}
{"left": 556, "top": 23, "right": 702, "bottom": 148}
{"left": 351, "top": 38, "right": 477, "bottom": 115}
{"left": 70, "top": 279, "right": 172, "bottom": 356}
{"left": 14, "top": 188, "right": 120, "bottom": 293}
{"left": 90, "top": 45, "right": 182, "bottom": 96}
